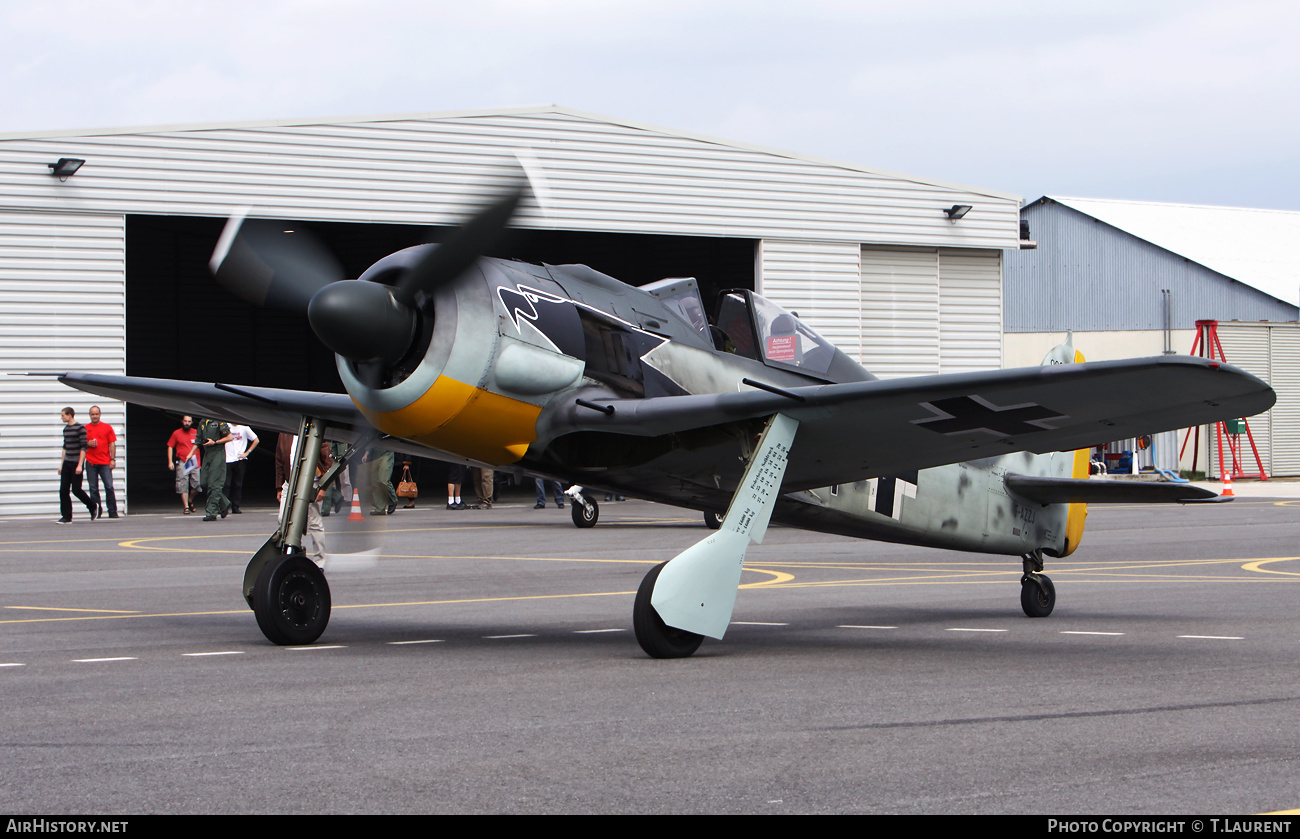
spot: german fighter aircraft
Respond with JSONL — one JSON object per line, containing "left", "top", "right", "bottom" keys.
{"left": 60, "top": 181, "right": 1276, "bottom": 658}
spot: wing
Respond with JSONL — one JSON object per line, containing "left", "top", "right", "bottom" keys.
{"left": 60, "top": 372, "right": 366, "bottom": 441}
{"left": 541, "top": 355, "right": 1274, "bottom": 491}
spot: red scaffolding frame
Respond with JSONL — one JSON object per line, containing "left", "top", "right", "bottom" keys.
{"left": 1179, "top": 320, "right": 1268, "bottom": 480}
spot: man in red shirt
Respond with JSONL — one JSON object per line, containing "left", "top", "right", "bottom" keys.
{"left": 166, "top": 415, "right": 200, "bottom": 514}
{"left": 84, "top": 405, "right": 119, "bottom": 519}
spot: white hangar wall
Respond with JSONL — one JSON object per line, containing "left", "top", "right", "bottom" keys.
{"left": 0, "top": 211, "right": 125, "bottom": 516}
{"left": 0, "top": 106, "right": 1021, "bottom": 516}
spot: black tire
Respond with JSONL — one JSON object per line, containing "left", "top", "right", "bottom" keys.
{"left": 633, "top": 561, "right": 704, "bottom": 659}
{"left": 1020, "top": 574, "right": 1056, "bottom": 618}
{"left": 703, "top": 510, "right": 724, "bottom": 530}
{"left": 571, "top": 495, "right": 598, "bottom": 528}
{"left": 252, "top": 554, "right": 331, "bottom": 645}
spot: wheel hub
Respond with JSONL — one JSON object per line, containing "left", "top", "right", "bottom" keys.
{"left": 278, "top": 571, "right": 322, "bottom": 628}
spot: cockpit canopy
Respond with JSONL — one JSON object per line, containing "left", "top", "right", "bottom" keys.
{"left": 715, "top": 290, "right": 840, "bottom": 379}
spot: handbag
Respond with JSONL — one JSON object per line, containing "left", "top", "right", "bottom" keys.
{"left": 396, "top": 463, "right": 418, "bottom": 498}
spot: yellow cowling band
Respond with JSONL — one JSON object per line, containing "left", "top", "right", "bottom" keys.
{"left": 354, "top": 375, "right": 540, "bottom": 465}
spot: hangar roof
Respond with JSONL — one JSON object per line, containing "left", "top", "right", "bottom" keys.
{"left": 2, "top": 105, "right": 1017, "bottom": 201}
{"left": 0, "top": 105, "right": 1022, "bottom": 249}
{"left": 1046, "top": 196, "right": 1300, "bottom": 307}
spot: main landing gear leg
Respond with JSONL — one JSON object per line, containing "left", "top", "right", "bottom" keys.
{"left": 1020, "top": 549, "right": 1056, "bottom": 618}
{"left": 242, "top": 415, "right": 337, "bottom": 645}
{"left": 633, "top": 413, "right": 799, "bottom": 659}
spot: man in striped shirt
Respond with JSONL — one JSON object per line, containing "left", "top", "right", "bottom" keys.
{"left": 58, "top": 407, "right": 95, "bottom": 523}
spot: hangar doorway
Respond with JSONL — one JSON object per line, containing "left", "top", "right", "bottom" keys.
{"left": 124, "top": 215, "right": 756, "bottom": 509}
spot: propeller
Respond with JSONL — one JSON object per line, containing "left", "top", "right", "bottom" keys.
{"left": 210, "top": 212, "right": 345, "bottom": 310}
{"left": 210, "top": 179, "right": 527, "bottom": 377}
{"left": 207, "top": 177, "right": 531, "bottom": 568}
{"left": 308, "top": 184, "right": 524, "bottom": 369}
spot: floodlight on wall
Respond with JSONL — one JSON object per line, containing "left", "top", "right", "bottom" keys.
{"left": 944, "top": 204, "right": 972, "bottom": 220}
{"left": 48, "top": 158, "right": 85, "bottom": 181}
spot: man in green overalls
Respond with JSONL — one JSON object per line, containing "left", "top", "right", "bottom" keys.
{"left": 196, "top": 417, "right": 233, "bottom": 521}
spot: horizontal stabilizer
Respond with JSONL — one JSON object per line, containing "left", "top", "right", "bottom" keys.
{"left": 1005, "top": 474, "right": 1226, "bottom": 505}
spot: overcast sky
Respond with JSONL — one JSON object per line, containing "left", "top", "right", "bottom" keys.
{"left": 4, "top": 0, "right": 1296, "bottom": 209}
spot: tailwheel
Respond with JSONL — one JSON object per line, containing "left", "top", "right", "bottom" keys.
{"left": 633, "top": 561, "right": 703, "bottom": 659}
{"left": 252, "top": 553, "right": 331, "bottom": 645}
{"left": 571, "top": 494, "right": 598, "bottom": 528}
{"left": 1020, "top": 574, "right": 1056, "bottom": 618}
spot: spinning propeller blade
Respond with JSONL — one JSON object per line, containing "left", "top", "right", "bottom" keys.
{"left": 210, "top": 214, "right": 344, "bottom": 311}
{"left": 209, "top": 171, "right": 529, "bottom": 380}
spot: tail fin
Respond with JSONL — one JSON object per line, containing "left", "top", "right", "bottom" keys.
{"left": 1041, "top": 332, "right": 1085, "bottom": 367}
{"left": 1041, "top": 334, "right": 1089, "bottom": 555}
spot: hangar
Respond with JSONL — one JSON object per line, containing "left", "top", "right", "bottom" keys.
{"left": 1005, "top": 196, "right": 1300, "bottom": 477}
{"left": 0, "top": 106, "right": 1022, "bottom": 516}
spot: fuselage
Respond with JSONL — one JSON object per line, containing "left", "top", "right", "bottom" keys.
{"left": 340, "top": 251, "right": 1084, "bottom": 559}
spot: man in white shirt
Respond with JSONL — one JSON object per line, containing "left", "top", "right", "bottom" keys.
{"left": 223, "top": 424, "right": 259, "bottom": 514}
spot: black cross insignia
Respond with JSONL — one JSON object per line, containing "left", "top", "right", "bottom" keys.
{"left": 912, "top": 396, "right": 1066, "bottom": 437}
{"left": 874, "top": 471, "right": 919, "bottom": 517}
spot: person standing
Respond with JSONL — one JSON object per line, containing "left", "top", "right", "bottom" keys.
{"left": 57, "top": 408, "right": 95, "bottom": 523}
{"left": 195, "top": 417, "right": 233, "bottom": 521}
{"left": 167, "top": 415, "right": 200, "bottom": 514}
{"left": 534, "top": 478, "right": 564, "bottom": 509}
{"left": 366, "top": 448, "right": 397, "bottom": 516}
{"left": 446, "top": 463, "right": 466, "bottom": 510}
{"left": 222, "top": 424, "right": 259, "bottom": 514}
{"left": 474, "top": 467, "right": 494, "bottom": 509}
{"left": 83, "top": 405, "right": 119, "bottom": 519}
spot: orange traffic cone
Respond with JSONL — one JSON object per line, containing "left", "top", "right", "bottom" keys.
{"left": 347, "top": 488, "right": 365, "bottom": 521}
{"left": 1222, "top": 474, "right": 1235, "bottom": 498}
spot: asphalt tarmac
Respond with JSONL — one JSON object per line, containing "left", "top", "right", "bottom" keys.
{"left": 2, "top": 492, "right": 1298, "bottom": 814}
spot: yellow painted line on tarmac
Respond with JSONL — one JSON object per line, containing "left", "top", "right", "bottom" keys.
{"left": 0, "top": 590, "right": 645, "bottom": 625}
{"left": 0, "top": 567, "right": 786, "bottom": 625}
{"left": 334, "top": 591, "right": 636, "bottom": 610}
{"left": 0, "top": 608, "right": 247, "bottom": 624}
{"left": 3, "top": 547, "right": 1292, "bottom": 629}
{"left": 112, "top": 520, "right": 700, "bottom": 552}
{"left": 117, "top": 534, "right": 264, "bottom": 554}
{"left": 112, "top": 534, "right": 678, "bottom": 566}
{"left": 1241, "top": 557, "right": 1300, "bottom": 576}
{"left": 4, "top": 605, "right": 140, "bottom": 614}
{"left": 739, "top": 568, "right": 795, "bottom": 586}
{"left": 372, "top": 553, "right": 660, "bottom": 565}
{"left": 0, "top": 537, "right": 143, "bottom": 547}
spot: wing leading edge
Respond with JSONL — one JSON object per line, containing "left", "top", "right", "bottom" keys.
{"left": 59, "top": 373, "right": 365, "bottom": 440}
{"left": 540, "top": 355, "right": 1274, "bottom": 492}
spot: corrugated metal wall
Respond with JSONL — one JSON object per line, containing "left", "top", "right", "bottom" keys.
{"left": 1006, "top": 200, "right": 1298, "bottom": 332}
{"left": 0, "top": 211, "right": 125, "bottom": 516}
{"left": 1210, "top": 322, "right": 1300, "bottom": 478}
{"left": 939, "top": 250, "right": 1003, "bottom": 375}
{"left": 758, "top": 239, "right": 863, "bottom": 360}
{"left": 859, "top": 247, "right": 1002, "bottom": 378}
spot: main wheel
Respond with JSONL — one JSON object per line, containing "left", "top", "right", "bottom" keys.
{"left": 633, "top": 561, "right": 704, "bottom": 659}
{"left": 1020, "top": 574, "right": 1056, "bottom": 618}
{"left": 703, "top": 510, "right": 723, "bottom": 530}
{"left": 571, "top": 495, "right": 599, "bottom": 528}
{"left": 252, "top": 553, "right": 331, "bottom": 645}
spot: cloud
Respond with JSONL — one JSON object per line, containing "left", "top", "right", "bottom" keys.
{"left": 2, "top": 0, "right": 1295, "bottom": 207}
